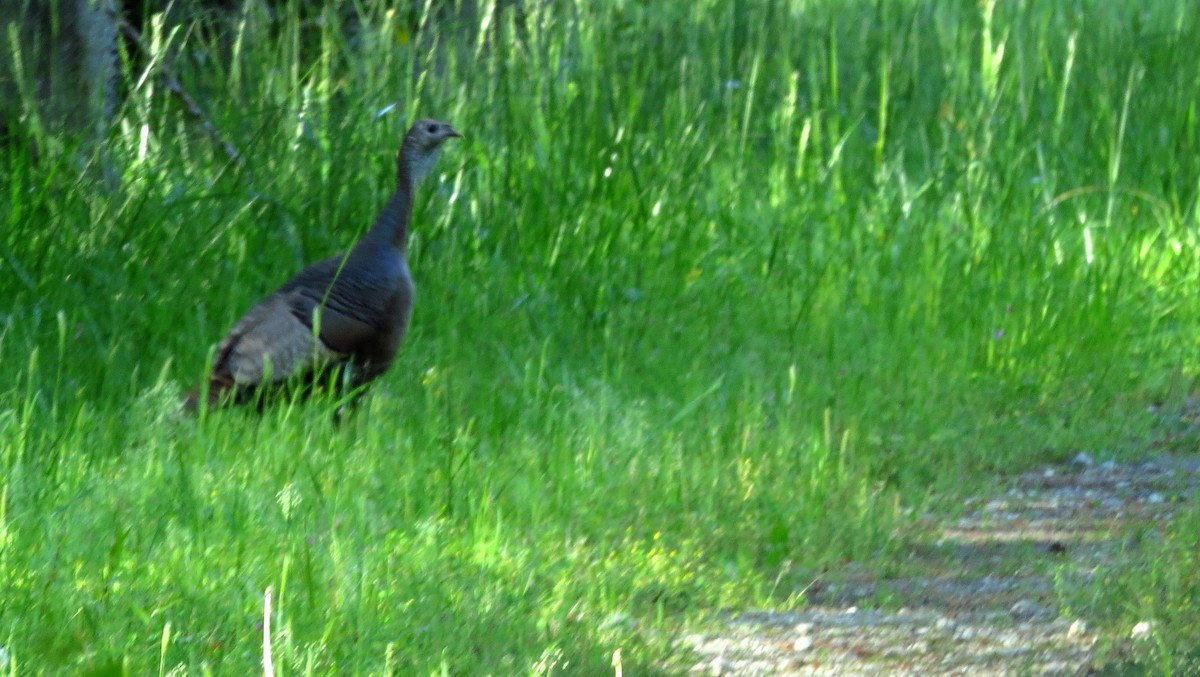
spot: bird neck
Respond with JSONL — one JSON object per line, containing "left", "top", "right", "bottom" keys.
{"left": 358, "top": 139, "right": 444, "bottom": 257}
{"left": 363, "top": 162, "right": 417, "bottom": 256}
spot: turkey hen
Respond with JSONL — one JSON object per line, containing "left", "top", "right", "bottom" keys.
{"left": 185, "top": 119, "right": 461, "bottom": 412}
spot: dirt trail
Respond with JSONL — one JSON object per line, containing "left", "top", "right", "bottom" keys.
{"left": 685, "top": 453, "right": 1200, "bottom": 675}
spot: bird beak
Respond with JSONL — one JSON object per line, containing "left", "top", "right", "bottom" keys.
{"left": 447, "top": 126, "right": 463, "bottom": 139}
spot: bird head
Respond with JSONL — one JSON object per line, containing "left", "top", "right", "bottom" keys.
{"left": 401, "top": 119, "right": 462, "bottom": 184}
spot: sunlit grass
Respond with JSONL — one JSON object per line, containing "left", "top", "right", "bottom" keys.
{"left": 2, "top": 0, "right": 1200, "bottom": 672}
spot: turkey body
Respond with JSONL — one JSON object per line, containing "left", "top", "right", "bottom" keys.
{"left": 209, "top": 247, "right": 413, "bottom": 404}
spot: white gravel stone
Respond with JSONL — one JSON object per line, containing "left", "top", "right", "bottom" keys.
{"left": 1010, "top": 599, "right": 1051, "bottom": 622}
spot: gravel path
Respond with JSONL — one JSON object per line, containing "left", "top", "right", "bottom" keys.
{"left": 684, "top": 453, "right": 1200, "bottom": 676}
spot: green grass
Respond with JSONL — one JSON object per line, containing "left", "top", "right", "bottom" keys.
{"left": 3, "top": 0, "right": 1200, "bottom": 673}
{"left": 1061, "top": 497, "right": 1200, "bottom": 676}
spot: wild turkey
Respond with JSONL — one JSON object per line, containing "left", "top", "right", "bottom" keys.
{"left": 185, "top": 119, "right": 462, "bottom": 412}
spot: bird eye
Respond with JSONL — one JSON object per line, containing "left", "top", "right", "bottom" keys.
{"left": 426, "top": 123, "right": 438, "bottom": 134}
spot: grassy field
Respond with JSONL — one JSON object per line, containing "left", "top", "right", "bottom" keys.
{"left": 2, "top": 0, "right": 1200, "bottom": 673}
